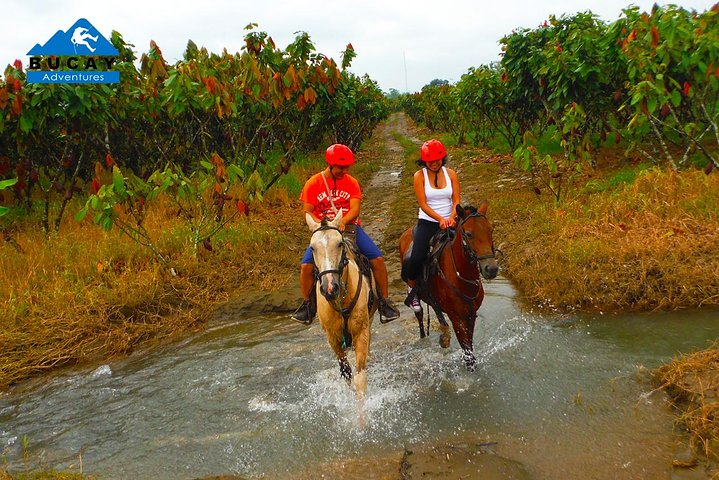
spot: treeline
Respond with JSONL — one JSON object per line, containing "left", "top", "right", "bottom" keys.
{"left": 0, "top": 25, "right": 388, "bottom": 234}
{"left": 398, "top": 4, "right": 719, "bottom": 202}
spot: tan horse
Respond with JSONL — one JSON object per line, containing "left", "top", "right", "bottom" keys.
{"left": 399, "top": 201, "right": 499, "bottom": 370}
{"left": 306, "top": 211, "right": 377, "bottom": 400}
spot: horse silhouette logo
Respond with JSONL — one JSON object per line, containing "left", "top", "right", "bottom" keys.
{"left": 27, "top": 18, "right": 118, "bottom": 56}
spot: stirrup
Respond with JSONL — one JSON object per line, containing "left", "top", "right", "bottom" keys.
{"left": 379, "top": 297, "right": 400, "bottom": 324}
{"left": 291, "top": 300, "right": 313, "bottom": 325}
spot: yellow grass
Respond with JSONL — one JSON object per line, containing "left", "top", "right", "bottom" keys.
{"left": 653, "top": 346, "right": 719, "bottom": 459}
{"left": 474, "top": 164, "right": 719, "bottom": 313}
{"left": 0, "top": 184, "right": 307, "bottom": 389}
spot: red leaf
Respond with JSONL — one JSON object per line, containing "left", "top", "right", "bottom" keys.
{"left": 651, "top": 26, "right": 660, "bottom": 48}
{"left": 683, "top": 81, "right": 691, "bottom": 96}
{"left": 237, "top": 200, "right": 247, "bottom": 215}
{"left": 0, "top": 87, "right": 7, "bottom": 110}
{"left": 10, "top": 95, "right": 22, "bottom": 116}
{"left": 105, "top": 154, "right": 114, "bottom": 167}
{"left": 92, "top": 178, "right": 100, "bottom": 193}
{"left": 13, "top": 59, "right": 22, "bottom": 71}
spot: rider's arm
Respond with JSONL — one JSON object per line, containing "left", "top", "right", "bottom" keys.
{"left": 302, "top": 201, "right": 321, "bottom": 223}
{"left": 340, "top": 198, "right": 361, "bottom": 228}
{"left": 413, "top": 170, "right": 444, "bottom": 223}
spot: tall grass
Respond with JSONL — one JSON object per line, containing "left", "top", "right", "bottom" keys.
{"left": 488, "top": 163, "right": 719, "bottom": 312}
{"left": 0, "top": 180, "right": 308, "bottom": 389}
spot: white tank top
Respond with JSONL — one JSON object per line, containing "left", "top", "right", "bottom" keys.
{"left": 418, "top": 166, "right": 453, "bottom": 222}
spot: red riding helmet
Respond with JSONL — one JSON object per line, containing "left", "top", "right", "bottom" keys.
{"left": 325, "top": 144, "right": 355, "bottom": 166}
{"left": 420, "top": 139, "right": 447, "bottom": 162}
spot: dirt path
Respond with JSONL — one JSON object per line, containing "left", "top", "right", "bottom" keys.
{"left": 359, "top": 112, "right": 419, "bottom": 246}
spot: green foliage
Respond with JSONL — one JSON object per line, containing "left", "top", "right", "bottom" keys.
{"left": 0, "top": 25, "right": 387, "bottom": 239}
{"left": 315, "top": 71, "right": 389, "bottom": 151}
{"left": 0, "top": 178, "right": 17, "bottom": 217}
{"left": 582, "top": 164, "right": 649, "bottom": 193}
{"left": 275, "top": 172, "right": 303, "bottom": 198}
{"left": 613, "top": 5, "right": 719, "bottom": 170}
{"left": 400, "top": 3, "right": 719, "bottom": 204}
{"left": 76, "top": 154, "right": 246, "bottom": 269}
{"left": 454, "top": 64, "right": 525, "bottom": 149}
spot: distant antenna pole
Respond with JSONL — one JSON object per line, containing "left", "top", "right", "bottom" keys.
{"left": 403, "top": 51, "right": 408, "bottom": 93}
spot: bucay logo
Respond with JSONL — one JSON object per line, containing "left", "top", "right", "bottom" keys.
{"left": 26, "top": 18, "right": 120, "bottom": 84}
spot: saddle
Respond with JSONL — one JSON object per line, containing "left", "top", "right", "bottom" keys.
{"left": 343, "top": 225, "right": 373, "bottom": 280}
{"left": 401, "top": 226, "right": 455, "bottom": 323}
{"left": 401, "top": 226, "right": 455, "bottom": 283}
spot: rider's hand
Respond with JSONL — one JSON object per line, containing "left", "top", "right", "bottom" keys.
{"left": 439, "top": 218, "right": 450, "bottom": 229}
{"left": 447, "top": 216, "right": 456, "bottom": 228}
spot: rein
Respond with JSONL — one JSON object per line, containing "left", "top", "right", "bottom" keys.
{"left": 311, "top": 225, "right": 365, "bottom": 322}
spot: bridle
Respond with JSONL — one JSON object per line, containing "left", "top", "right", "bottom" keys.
{"left": 312, "top": 225, "right": 349, "bottom": 284}
{"left": 436, "top": 212, "right": 496, "bottom": 305}
{"left": 310, "top": 225, "right": 364, "bottom": 321}
{"left": 458, "top": 212, "right": 497, "bottom": 266}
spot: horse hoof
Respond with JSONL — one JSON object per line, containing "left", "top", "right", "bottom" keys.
{"left": 339, "top": 361, "right": 353, "bottom": 382}
{"left": 464, "top": 354, "right": 477, "bottom": 372}
{"left": 439, "top": 334, "right": 450, "bottom": 349}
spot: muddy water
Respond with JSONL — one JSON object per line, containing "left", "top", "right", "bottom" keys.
{"left": 2, "top": 281, "right": 719, "bottom": 479}
{"left": 2, "top": 115, "right": 719, "bottom": 479}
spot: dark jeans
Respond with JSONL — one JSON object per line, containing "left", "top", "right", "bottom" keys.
{"left": 405, "top": 219, "right": 440, "bottom": 281}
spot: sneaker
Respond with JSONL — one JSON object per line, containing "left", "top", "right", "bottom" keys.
{"left": 379, "top": 297, "right": 400, "bottom": 324}
{"left": 404, "top": 288, "right": 422, "bottom": 313}
{"left": 291, "top": 299, "right": 313, "bottom": 325}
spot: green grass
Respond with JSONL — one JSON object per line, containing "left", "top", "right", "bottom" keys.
{"left": 582, "top": 164, "right": 651, "bottom": 194}
{"left": 275, "top": 171, "right": 303, "bottom": 198}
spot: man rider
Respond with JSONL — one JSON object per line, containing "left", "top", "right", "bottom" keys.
{"left": 291, "top": 143, "right": 401, "bottom": 324}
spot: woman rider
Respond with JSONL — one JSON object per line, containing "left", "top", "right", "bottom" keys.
{"left": 403, "top": 139, "right": 461, "bottom": 311}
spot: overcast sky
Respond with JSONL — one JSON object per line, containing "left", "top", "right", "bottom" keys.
{"left": 2, "top": 0, "right": 716, "bottom": 93}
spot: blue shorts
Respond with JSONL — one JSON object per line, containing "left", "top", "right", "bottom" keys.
{"left": 301, "top": 225, "right": 382, "bottom": 264}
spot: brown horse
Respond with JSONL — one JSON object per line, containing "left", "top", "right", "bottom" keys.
{"left": 399, "top": 201, "right": 499, "bottom": 370}
{"left": 306, "top": 211, "right": 377, "bottom": 400}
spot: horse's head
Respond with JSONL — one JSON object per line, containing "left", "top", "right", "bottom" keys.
{"left": 456, "top": 201, "right": 499, "bottom": 280}
{"left": 306, "top": 210, "right": 347, "bottom": 301}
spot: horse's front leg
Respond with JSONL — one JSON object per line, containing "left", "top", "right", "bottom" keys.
{"left": 351, "top": 318, "right": 371, "bottom": 400}
{"left": 452, "top": 315, "right": 477, "bottom": 371}
{"left": 325, "top": 330, "right": 352, "bottom": 382}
